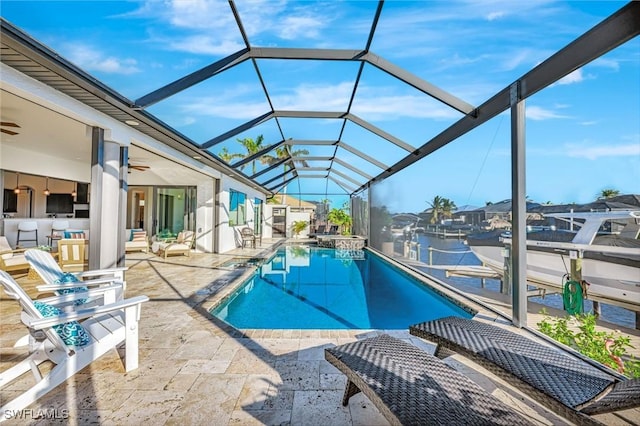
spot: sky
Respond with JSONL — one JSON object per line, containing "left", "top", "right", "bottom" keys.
{"left": 1, "top": 0, "right": 638, "bottom": 213}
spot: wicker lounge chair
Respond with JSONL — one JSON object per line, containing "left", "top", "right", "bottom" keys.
{"left": 410, "top": 316, "right": 640, "bottom": 425}
{"left": 324, "top": 334, "right": 532, "bottom": 426}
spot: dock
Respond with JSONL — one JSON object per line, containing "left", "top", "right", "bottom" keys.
{"left": 421, "top": 226, "right": 470, "bottom": 239}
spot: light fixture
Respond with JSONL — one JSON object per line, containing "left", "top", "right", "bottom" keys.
{"left": 125, "top": 120, "right": 140, "bottom": 126}
{"left": 192, "top": 155, "right": 202, "bottom": 160}
{"left": 43, "top": 177, "right": 50, "bottom": 196}
{"left": 13, "top": 172, "right": 20, "bottom": 194}
{"left": 71, "top": 181, "right": 77, "bottom": 199}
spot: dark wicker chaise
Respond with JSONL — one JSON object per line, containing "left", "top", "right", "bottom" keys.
{"left": 324, "top": 334, "right": 533, "bottom": 425}
{"left": 410, "top": 316, "right": 640, "bottom": 426}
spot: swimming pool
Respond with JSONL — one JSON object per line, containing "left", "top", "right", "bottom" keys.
{"left": 211, "top": 246, "right": 474, "bottom": 329}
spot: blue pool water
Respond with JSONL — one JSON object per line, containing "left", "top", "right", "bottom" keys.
{"left": 211, "top": 246, "right": 473, "bottom": 329}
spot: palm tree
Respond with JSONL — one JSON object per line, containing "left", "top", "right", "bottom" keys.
{"left": 235, "top": 134, "right": 266, "bottom": 175}
{"left": 427, "top": 196, "right": 444, "bottom": 224}
{"left": 218, "top": 146, "right": 243, "bottom": 163}
{"left": 262, "top": 143, "right": 309, "bottom": 203}
{"left": 327, "top": 205, "right": 352, "bottom": 235}
{"left": 441, "top": 198, "right": 457, "bottom": 220}
{"left": 598, "top": 188, "right": 620, "bottom": 200}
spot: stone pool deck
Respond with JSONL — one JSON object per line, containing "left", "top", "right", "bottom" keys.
{"left": 1, "top": 239, "right": 639, "bottom": 425}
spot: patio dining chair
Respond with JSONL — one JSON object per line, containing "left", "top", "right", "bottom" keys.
{"left": 0, "top": 270, "right": 148, "bottom": 414}
{"left": 240, "top": 227, "right": 257, "bottom": 249}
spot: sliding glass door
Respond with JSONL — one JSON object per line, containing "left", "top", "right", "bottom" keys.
{"left": 153, "top": 186, "right": 196, "bottom": 236}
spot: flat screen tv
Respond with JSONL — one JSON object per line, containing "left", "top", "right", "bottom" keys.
{"left": 3, "top": 189, "right": 17, "bottom": 213}
{"left": 46, "top": 193, "right": 74, "bottom": 214}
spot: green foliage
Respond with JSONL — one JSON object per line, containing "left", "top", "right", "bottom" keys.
{"left": 537, "top": 310, "right": 640, "bottom": 378}
{"left": 218, "top": 146, "right": 242, "bottom": 163}
{"left": 597, "top": 188, "right": 620, "bottom": 200}
{"left": 289, "top": 245, "right": 308, "bottom": 258}
{"left": 327, "top": 207, "right": 352, "bottom": 235}
{"left": 292, "top": 220, "right": 308, "bottom": 236}
{"left": 427, "top": 195, "right": 457, "bottom": 223}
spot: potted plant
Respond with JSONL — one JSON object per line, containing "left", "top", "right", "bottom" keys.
{"left": 291, "top": 220, "right": 308, "bottom": 238}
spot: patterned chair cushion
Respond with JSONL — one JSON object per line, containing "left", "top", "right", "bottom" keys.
{"left": 131, "top": 230, "right": 147, "bottom": 242}
{"left": 54, "top": 272, "right": 88, "bottom": 306}
{"left": 33, "top": 301, "right": 90, "bottom": 347}
{"left": 63, "top": 231, "right": 86, "bottom": 239}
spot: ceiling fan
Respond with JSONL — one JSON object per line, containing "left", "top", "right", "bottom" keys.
{"left": 128, "top": 163, "right": 150, "bottom": 173}
{"left": 1, "top": 121, "right": 20, "bottom": 135}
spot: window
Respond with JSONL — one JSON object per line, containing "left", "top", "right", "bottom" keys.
{"left": 229, "top": 189, "right": 246, "bottom": 226}
{"left": 254, "top": 198, "right": 263, "bottom": 235}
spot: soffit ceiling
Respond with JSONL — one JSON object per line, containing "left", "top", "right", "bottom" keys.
{"left": 0, "top": 90, "right": 208, "bottom": 186}
{"left": 1, "top": 1, "right": 637, "bottom": 198}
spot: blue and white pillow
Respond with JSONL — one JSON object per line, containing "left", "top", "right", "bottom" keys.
{"left": 54, "top": 272, "right": 89, "bottom": 306}
{"left": 33, "top": 301, "right": 90, "bottom": 347}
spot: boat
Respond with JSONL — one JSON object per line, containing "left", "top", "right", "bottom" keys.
{"left": 466, "top": 210, "right": 640, "bottom": 309}
{"left": 390, "top": 214, "right": 422, "bottom": 240}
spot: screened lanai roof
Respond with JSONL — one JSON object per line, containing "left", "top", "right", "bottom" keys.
{"left": 1, "top": 1, "right": 638, "bottom": 199}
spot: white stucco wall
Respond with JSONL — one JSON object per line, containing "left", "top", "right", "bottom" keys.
{"left": 288, "top": 211, "right": 311, "bottom": 238}
{"left": 196, "top": 178, "right": 215, "bottom": 253}
{"left": 218, "top": 177, "right": 267, "bottom": 253}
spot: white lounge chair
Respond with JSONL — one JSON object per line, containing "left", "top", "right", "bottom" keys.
{"left": 156, "top": 230, "right": 195, "bottom": 259}
{"left": 0, "top": 270, "right": 148, "bottom": 415}
{"left": 0, "top": 236, "right": 29, "bottom": 273}
{"left": 25, "top": 249, "right": 128, "bottom": 301}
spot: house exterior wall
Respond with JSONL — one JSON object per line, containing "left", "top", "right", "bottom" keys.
{"left": 196, "top": 178, "right": 215, "bottom": 253}
{"left": 1, "top": 63, "right": 268, "bottom": 256}
{"left": 287, "top": 211, "right": 311, "bottom": 238}
{"left": 218, "top": 176, "right": 266, "bottom": 253}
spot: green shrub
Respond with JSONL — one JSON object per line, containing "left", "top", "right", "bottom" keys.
{"left": 537, "top": 310, "right": 640, "bottom": 378}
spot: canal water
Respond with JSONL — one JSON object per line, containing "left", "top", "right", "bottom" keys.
{"left": 406, "top": 233, "right": 635, "bottom": 329}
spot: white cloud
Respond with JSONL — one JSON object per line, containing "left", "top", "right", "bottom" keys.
{"left": 526, "top": 106, "right": 569, "bottom": 120}
{"left": 351, "top": 94, "right": 459, "bottom": 121}
{"left": 486, "top": 11, "right": 506, "bottom": 21}
{"left": 350, "top": 85, "right": 461, "bottom": 121}
{"left": 591, "top": 57, "right": 620, "bottom": 71}
{"left": 171, "top": 80, "right": 462, "bottom": 122}
{"left": 182, "top": 98, "right": 269, "bottom": 120}
{"left": 167, "top": 36, "right": 244, "bottom": 55}
{"left": 565, "top": 143, "right": 640, "bottom": 160}
{"left": 65, "top": 44, "right": 140, "bottom": 74}
{"left": 279, "top": 16, "right": 326, "bottom": 40}
{"left": 501, "top": 49, "right": 536, "bottom": 71}
{"left": 580, "top": 120, "right": 598, "bottom": 126}
{"left": 178, "top": 83, "right": 271, "bottom": 119}
{"left": 557, "top": 69, "right": 584, "bottom": 85}
{"left": 165, "top": 0, "right": 236, "bottom": 30}
{"left": 272, "top": 82, "right": 354, "bottom": 111}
